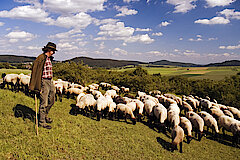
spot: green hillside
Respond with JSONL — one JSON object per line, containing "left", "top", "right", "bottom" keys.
{"left": 0, "top": 89, "right": 239, "bottom": 159}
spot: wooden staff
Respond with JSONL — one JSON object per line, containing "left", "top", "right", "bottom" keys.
{"left": 35, "top": 94, "right": 39, "bottom": 135}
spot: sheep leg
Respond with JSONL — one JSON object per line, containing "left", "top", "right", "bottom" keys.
{"left": 97, "top": 111, "right": 100, "bottom": 121}
{"left": 179, "top": 142, "right": 183, "bottom": 153}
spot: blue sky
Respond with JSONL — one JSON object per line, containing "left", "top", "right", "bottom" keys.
{"left": 0, "top": 0, "right": 239, "bottom": 64}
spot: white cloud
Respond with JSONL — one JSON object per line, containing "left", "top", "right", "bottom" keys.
{"left": 159, "top": 21, "right": 170, "bottom": 27}
{"left": 205, "top": 0, "right": 236, "bottom": 7}
{"left": 0, "top": 5, "right": 53, "bottom": 23}
{"left": 219, "top": 9, "right": 240, "bottom": 20}
{"left": 26, "top": 46, "right": 40, "bottom": 50}
{"left": 98, "top": 22, "right": 134, "bottom": 38}
{"left": 179, "top": 37, "right": 183, "bottom": 40}
{"left": 51, "top": 12, "right": 93, "bottom": 29}
{"left": 166, "top": 0, "right": 197, "bottom": 13}
{"left": 0, "top": 22, "right": 4, "bottom": 26}
{"left": 43, "top": 0, "right": 106, "bottom": 14}
{"left": 112, "top": 48, "right": 128, "bottom": 56}
{"left": 152, "top": 32, "right": 163, "bottom": 36}
{"left": 183, "top": 50, "right": 200, "bottom": 56}
{"left": 125, "top": 34, "right": 154, "bottom": 44}
{"left": 208, "top": 37, "right": 218, "bottom": 41}
{"left": 97, "top": 22, "right": 154, "bottom": 44}
{"left": 58, "top": 42, "right": 79, "bottom": 51}
{"left": 194, "top": 17, "right": 230, "bottom": 25}
{"left": 219, "top": 44, "right": 240, "bottom": 50}
{"left": 5, "top": 31, "right": 37, "bottom": 43}
{"left": 94, "top": 18, "right": 119, "bottom": 26}
{"left": 115, "top": 6, "right": 138, "bottom": 17}
{"left": 136, "top": 28, "right": 152, "bottom": 31}
{"left": 48, "top": 29, "right": 83, "bottom": 39}
{"left": 189, "top": 38, "right": 202, "bottom": 41}
{"left": 123, "top": 0, "right": 140, "bottom": 3}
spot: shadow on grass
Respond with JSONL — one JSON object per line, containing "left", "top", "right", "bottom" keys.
{"left": 206, "top": 133, "right": 240, "bottom": 149}
{"left": 156, "top": 137, "right": 172, "bottom": 151}
{"left": 13, "top": 104, "right": 36, "bottom": 123}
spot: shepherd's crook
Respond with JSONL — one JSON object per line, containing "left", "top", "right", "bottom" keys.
{"left": 35, "top": 94, "right": 39, "bottom": 135}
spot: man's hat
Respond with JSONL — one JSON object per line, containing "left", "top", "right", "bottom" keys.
{"left": 44, "top": 42, "right": 57, "bottom": 51}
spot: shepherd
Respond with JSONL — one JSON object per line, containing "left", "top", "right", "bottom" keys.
{"left": 29, "top": 42, "right": 57, "bottom": 130}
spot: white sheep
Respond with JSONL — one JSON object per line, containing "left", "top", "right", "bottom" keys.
{"left": 152, "top": 103, "right": 167, "bottom": 132}
{"left": 3, "top": 73, "right": 19, "bottom": 91}
{"left": 111, "top": 86, "right": 120, "bottom": 93}
{"left": 171, "top": 125, "right": 184, "bottom": 153}
{"left": 218, "top": 115, "right": 240, "bottom": 145}
{"left": 116, "top": 103, "right": 136, "bottom": 125}
{"left": 198, "top": 111, "right": 219, "bottom": 136}
{"left": 76, "top": 94, "right": 96, "bottom": 117}
{"left": 18, "top": 73, "right": 30, "bottom": 93}
{"left": 167, "top": 110, "right": 180, "bottom": 129}
{"left": 181, "top": 101, "right": 193, "bottom": 115}
{"left": 104, "top": 89, "right": 117, "bottom": 98}
{"left": 132, "top": 99, "right": 144, "bottom": 121}
{"left": 186, "top": 111, "right": 204, "bottom": 141}
{"left": 227, "top": 106, "right": 240, "bottom": 120}
{"left": 223, "top": 109, "right": 234, "bottom": 118}
{"left": 96, "top": 95, "right": 108, "bottom": 121}
{"left": 180, "top": 117, "right": 192, "bottom": 144}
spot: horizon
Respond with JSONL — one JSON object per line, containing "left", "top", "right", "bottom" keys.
{"left": 0, "top": 54, "right": 239, "bottom": 65}
{"left": 0, "top": 0, "right": 239, "bottom": 64}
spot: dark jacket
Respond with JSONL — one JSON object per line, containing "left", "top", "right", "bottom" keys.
{"left": 29, "top": 53, "right": 53, "bottom": 92}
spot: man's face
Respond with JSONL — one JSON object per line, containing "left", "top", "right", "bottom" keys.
{"left": 50, "top": 50, "right": 55, "bottom": 55}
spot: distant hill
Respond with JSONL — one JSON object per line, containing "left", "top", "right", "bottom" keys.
{"left": 0, "top": 55, "right": 36, "bottom": 63}
{"left": 64, "top": 56, "right": 146, "bottom": 68}
{"left": 0, "top": 55, "right": 240, "bottom": 68}
{"left": 149, "top": 60, "right": 200, "bottom": 67}
{"left": 204, "top": 60, "right": 240, "bottom": 67}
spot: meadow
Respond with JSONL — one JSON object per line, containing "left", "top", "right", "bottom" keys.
{"left": 113, "top": 66, "right": 240, "bottom": 80}
{"left": 0, "top": 88, "right": 239, "bottom": 159}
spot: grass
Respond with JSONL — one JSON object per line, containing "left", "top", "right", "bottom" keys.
{"left": 0, "top": 68, "right": 31, "bottom": 75}
{"left": 0, "top": 88, "right": 240, "bottom": 159}
{"left": 111, "top": 66, "right": 240, "bottom": 81}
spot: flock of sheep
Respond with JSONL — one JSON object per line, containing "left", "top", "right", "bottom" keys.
{"left": 1, "top": 73, "right": 240, "bottom": 153}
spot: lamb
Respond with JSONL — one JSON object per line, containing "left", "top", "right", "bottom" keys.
{"left": 186, "top": 111, "right": 204, "bottom": 141}
{"left": 198, "top": 111, "right": 219, "bottom": 136}
{"left": 180, "top": 117, "right": 192, "bottom": 144}
{"left": 116, "top": 103, "right": 136, "bottom": 125}
{"left": 171, "top": 125, "right": 184, "bottom": 153}
{"left": 218, "top": 115, "right": 240, "bottom": 145}
{"left": 3, "top": 73, "right": 19, "bottom": 91}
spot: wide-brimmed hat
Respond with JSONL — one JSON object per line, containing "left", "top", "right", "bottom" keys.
{"left": 44, "top": 42, "right": 57, "bottom": 51}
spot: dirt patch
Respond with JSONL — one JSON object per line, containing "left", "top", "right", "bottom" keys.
{"left": 183, "top": 71, "right": 211, "bottom": 74}
{"left": 186, "top": 67, "right": 209, "bottom": 71}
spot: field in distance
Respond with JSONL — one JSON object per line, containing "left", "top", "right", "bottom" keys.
{"left": 112, "top": 65, "right": 240, "bottom": 81}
